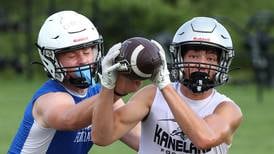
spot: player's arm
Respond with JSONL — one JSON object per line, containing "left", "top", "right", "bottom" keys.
{"left": 111, "top": 97, "right": 141, "bottom": 151}
{"left": 92, "top": 42, "right": 152, "bottom": 149}
{"left": 33, "top": 92, "right": 98, "bottom": 130}
{"left": 92, "top": 85, "right": 155, "bottom": 147}
{"left": 161, "top": 85, "right": 243, "bottom": 149}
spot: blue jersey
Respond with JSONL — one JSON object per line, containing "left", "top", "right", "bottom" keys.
{"left": 8, "top": 80, "right": 101, "bottom": 154}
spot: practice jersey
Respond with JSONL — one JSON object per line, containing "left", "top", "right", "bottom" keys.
{"left": 8, "top": 79, "right": 101, "bottom": 154}
{"left": 139, "top": 82, "right": 234, "bottom": 154}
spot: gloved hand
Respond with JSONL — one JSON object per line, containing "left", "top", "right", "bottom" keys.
{"left": 151, "top": 40, "right": 171, "bottom": 90}
{"left": 100, "top": 43, "right": 122, "bottom": 89}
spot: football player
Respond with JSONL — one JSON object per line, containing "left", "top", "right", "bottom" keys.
{"left": 8, "top": 10, "right": 141, "bottom": 154}
{"left": 92, "top": 17, "right": 243, "bottom": 154}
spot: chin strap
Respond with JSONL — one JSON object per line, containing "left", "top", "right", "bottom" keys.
{"left": 182, "top": 72, "right": 215, "bottom": 93}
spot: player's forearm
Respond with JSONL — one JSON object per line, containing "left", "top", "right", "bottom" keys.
{"left": 161, "top": 85, "right": 217, "bottom": 149}
{"left": 92, "top": 87, "right": 116, "bottom": 146}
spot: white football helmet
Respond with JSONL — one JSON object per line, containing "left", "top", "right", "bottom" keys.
{"left": 36, "top": 10, "right": 103, "bottom": 88}
{"left": 169, "top": 17, "right": 235, "bottom": 93}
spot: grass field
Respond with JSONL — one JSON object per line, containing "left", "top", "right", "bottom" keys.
{"left": 1, "top": 77, "right": 274, "bottom": 154}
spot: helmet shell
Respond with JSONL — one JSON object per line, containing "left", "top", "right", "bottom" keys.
{"left": 172, "top": 17, "right": 233, "bottom": 50}
{"left": 37, "top": 10, "right": 100, "bottom": 50}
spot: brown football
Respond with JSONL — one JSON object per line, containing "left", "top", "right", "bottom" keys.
{"left": 115, "top": 37, "right": 162, "bottom": 80}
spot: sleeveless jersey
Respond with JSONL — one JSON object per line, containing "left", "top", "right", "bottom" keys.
{"left": 138, "top": 82, "right": 233, "bottom": 154}
{"left": 8, "top": 79, "right": 101, "bottom": 154}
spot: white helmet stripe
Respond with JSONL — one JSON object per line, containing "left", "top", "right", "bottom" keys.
{"left": 131, "top": 45, "right": 151, "bottom": 78}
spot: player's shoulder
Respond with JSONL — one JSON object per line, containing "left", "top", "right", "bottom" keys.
{"left": 36, "top": 91, "right": 74, "bottom": 108}
{"left": 215, "top": 98, "right": 243, "bottom": 126}
{"left": 211, "top": 89, "right": 242, "bottom": 117}
{"left": 218, "top": 100, "right": 242, "bottom": 113}
{"left": 33, "top": 80, "right": 66, "bottom": 98}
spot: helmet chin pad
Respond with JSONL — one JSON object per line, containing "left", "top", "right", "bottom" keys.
{"left": 183, "top": 72, "right": 214, "bottom": 93}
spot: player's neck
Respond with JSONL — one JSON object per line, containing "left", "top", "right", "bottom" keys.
{"left": 62, "top": 82, "right": 88, "bottom": 95}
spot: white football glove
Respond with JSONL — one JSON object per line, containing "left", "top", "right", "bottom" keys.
{"left": 100, "top": 43, "right": 122, "bottom": 89}
{"left": 151, "top": 40, "right": 171, "bottom": 90}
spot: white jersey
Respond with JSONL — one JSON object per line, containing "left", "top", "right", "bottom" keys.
{"left": 139, "top": 82, "right": 233, "bottom": 154}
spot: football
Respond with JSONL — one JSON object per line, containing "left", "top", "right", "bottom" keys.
{"left": 115, "top": 37, "right": 162, "bottom": 80}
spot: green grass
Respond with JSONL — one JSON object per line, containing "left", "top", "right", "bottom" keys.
{"left": 0, "top": 77, "right": 41, "bottom": 153}
{"left": 1, "top": 77, "right": 274, "bottom": 154}
{"left": 217, "top": 84, "right": 274, "bottom": 153}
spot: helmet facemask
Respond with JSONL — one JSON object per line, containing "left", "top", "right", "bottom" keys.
{"left": 37, "top": 39, "right": 103, "bottom": 89}
{"left": 170, "top": 43, "right": 234, "bottom": 93}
